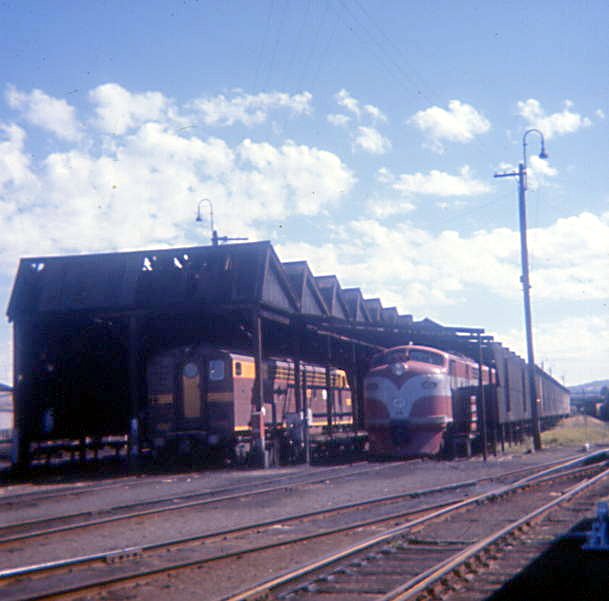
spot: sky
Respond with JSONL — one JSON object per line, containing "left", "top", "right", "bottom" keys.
{"left": 1, "top": 0, "right": 608, "bottom": 386}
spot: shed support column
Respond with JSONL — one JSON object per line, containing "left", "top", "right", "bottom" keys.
{"left": 128, "top": 316, "right": 140, "bottom": 466}
{"left": 302, "top": 368, "right": 311, "bottom": 464}
{"left": 294, "top": 357, "right": 304, "bottom": 462}
{"left": 325, "top": 337, "right": 333, "bottom": 439}
{"left": 477, "top": 336, "right": 488, "bottom": 462}
{"left": 292, "top": 323, "right": 308, "bottom": 464}
{"left": 12, "top": 320, "right": 31, "bottom": 472}
{"left": 350, "top": 344, "right": 358, "bottom": 430}
{"left": 251, "top": 310, "right": 268, "bottom": 468}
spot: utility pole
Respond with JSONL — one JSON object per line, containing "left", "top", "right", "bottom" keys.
{"left": 495, "top": 129, "right": 548, "bottom": 451}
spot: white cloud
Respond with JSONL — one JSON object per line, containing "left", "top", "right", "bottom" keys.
{"left": 367, "top": 197, "right": 416, "bottom": 218}
{"left": 6, "top": 85, "right": 82, "bottom": 141}
{"left": 517, "top": 99, "right": 592, "bottom": 139}
{"left": 327, "top": 113, "right": 350, "bottom": 127}
{"left": 0, "top": 123, "right": 37, "bottom": 193}
{"left": 497, "top": 315, "right": 609, "bottom": 386}
{"left": 189, "top": 90, "right": 312, "bottom": 127}
{"left": 279, "top": 210, "right": 609, "bottom": 319}
{"left": 527, "top": 155, "right": 558, "bottom": 189}
{"left": 596, "top": 109, "right": 605, "bottom": 120}
{"left": 409, "top": 99, "right": 490, "bottom": 153}
{"left": 330, "top": 90, "right": 390, "bottom": 154}
{"left": 89, "top": 83, "right": 174, "bottom": 135}
{"left": 353, "top": 126, "right": 391, "bottom": 154}
{"left": 334, "top": 89, "right": 387, "bottom": 122}
{"left": 391, "top": 166, "right": 490, "bottom": 197}
{"left": 0, "top": 118, "right": 355, "bottom": 274}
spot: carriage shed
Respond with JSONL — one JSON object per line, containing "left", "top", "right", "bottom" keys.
{"left": 7, "top": 240, "right": 496, "bottom": 468}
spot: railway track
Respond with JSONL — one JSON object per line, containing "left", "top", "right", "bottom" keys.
{"left": 0, "top": 460, "right": 398, "bottom": 507}
{"left": 0, "top": 460, "right": 417, "bottom": 543}
{"left": 0, "top": 452, "right": 591, "bottom": 546}
{"left": 0, "top": 451, "right": 606, "bottom": 601}
{"left": 226, "top": 456, "right": 609, "bottom": 601}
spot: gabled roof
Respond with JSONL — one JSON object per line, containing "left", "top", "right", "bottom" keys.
{"left": 364, "top": 298, "right": 383, "bottom": 323}
{"left": 7, "top": 241, "right": 300, "bottom": 318}
{"left": 381, "top": 307, "right": 399, "bottom": 324}
{"left": 314, "top": 275, "right": 350, "bottom": 320}
{"left": 341, "top": 288, "right": 370, "bottom": 323}
{"left": 282, "top": 261, "right": 328, "bottom": 316}
{"left": 397, "top": 314, "right": 414, "bottom": 325}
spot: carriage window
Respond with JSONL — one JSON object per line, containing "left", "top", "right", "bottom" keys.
{"left": 449, "top": 360, "right": 457, "bottom": 376}
{"left": 209, "top": 360, "right": 225, "bottom": 381}
{"left": 235, "top": 362, "right": 242, "bottom": 376}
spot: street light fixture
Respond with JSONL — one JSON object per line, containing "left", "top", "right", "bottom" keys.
{"left": 196, "top": 198, "right": 219, "bottom": 246}
{"left": 495, "top": 128, "right": 548, "bottom": 452}
{"left": 195, "top": 198, "right": 248, "bottom": 246}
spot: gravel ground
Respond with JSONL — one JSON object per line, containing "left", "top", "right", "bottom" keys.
{"left": 0, "top": 444, "right": 591, "bottom": 601}
{"left": 0, "top": 446, "right": 583, "bottom": 572}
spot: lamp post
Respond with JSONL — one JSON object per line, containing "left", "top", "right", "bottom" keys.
{"left": 495, "top": 128, "right": 548, "bottom": 452}
{"left": 196, "top": 198, "right": 219, "bottom": 246}
{"left": 195, "top": 198, "right": 248, "bottom": 246}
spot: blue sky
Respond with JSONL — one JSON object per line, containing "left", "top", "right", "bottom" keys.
{"left": 1, "top": 0, "right": 608, "bottom": 385}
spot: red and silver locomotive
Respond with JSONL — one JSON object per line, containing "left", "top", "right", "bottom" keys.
{"left": 364, "top": 345, "right": 491, "bottom": 457}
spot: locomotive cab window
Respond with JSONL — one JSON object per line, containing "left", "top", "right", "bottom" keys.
{"left": 234, "top": 361, "right": 242, "bottom": 376}
{"left": 183, "top": 362, "right": 199, "bottom": 379}
{"left": 409, "top": 349, "right": 444, "bottom": 366}
{"left": 209, "top": 359, "right": 225, "bottom": 381}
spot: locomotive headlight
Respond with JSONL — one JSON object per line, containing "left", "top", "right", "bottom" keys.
{"left": 391, "top": 362, "right": 405, "bottom": 376}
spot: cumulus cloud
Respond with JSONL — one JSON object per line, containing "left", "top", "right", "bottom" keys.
{"left": 409, "top": 99, "right": 490, "bottom": 153}
{"left": 189, "top": 90, "right": 312, "bottom": 127}
{"left": 367, "top": 197, "right": 416, "bottom": 218}
{"left": 390, "top": 166, "right": 490, "bottom": 197}
{"left": 335, "top": 89, "right": 386, "bottom": 122}
{"left": 6, "top": 85, "right": 82, "bottom": 141}
{"left": 353, "top": 126, "right": 391, "bottom": 154}
{"left": 0, "top": 120, "right": 354, "bottom": 274}
{"left": 0, "top": 123, "right": 37, "bottom": 193}
{"left": 517, "top": 99, "right": 592, "bottom": 139}
{"left": 329, "top": 90, "right": 390, "bottom": 154}
{"left": 89, "top": 83, "right": 174, "bottom": 135}
{"left": 327, "top": 113, "right": 350, "bottom": 127}
{"left": 279, "top": 211, "right": 609, "bottom": 316}
{"left": 497, "top": 314, "right": 609, "bottom": 386}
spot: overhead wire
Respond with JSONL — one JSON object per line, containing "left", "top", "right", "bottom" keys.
{"left": 264, "top": 0, "right": 289, "bottom": 91}
{"left": 253, "top": 0, "right": 276, "bottom": 91}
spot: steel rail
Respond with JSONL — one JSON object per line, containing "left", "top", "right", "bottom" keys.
{"left": 0, "top": 451, "right": 590, "bottom": 546}
{"left": 0, "top": 460, "right": 410, "bottom": 541}
{"left": 1, "top": 454, "right": 603, "bottom": 601}
{"left": 0, "top": 497, "right": 476, "bottom": 601}
{"left": 0, "top": 459, "right": 392, "bottom": 507}
{"left": 222, "top": 453, "right": 609, "bottom": 601}
{"left": 379, "top": 464, "right": 609, "bottom": 601}
{"left": 0, "top": 476, "right": 493, "bottom": 578}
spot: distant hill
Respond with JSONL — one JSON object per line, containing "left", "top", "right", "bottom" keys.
{"left": 569, "top": 380, "right": 609, "bottom": 399}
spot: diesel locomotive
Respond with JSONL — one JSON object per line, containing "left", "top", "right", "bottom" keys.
{"left": 144, "top": 343, "right": 358, "bottom": 462}
{"left": 364, "top": 343, "right": 570, "bottom": 458}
